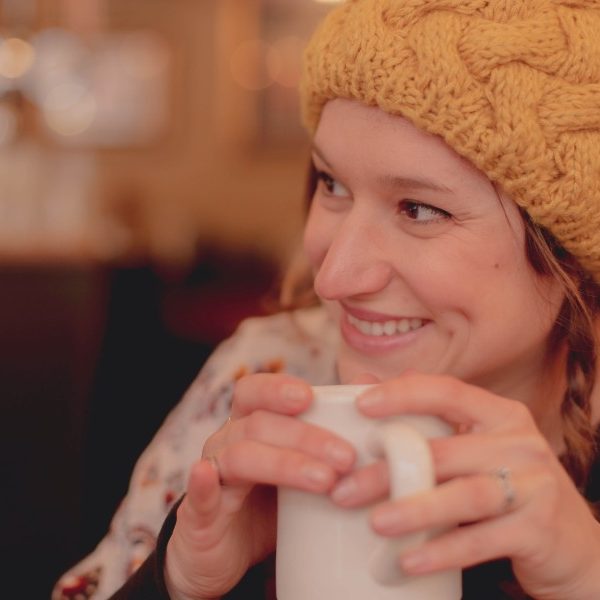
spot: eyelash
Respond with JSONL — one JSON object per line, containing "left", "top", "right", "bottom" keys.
{"left": 397, "top": 200, "right": 451, "bottom": 222}
{"left": 314, "top": 168, "right": 452, "bottom": 223}
{"left": 315, "top": 170, "right": 345, "bottom": 196}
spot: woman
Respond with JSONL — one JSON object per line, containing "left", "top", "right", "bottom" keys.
{"left": 54, "top": 1, "right": 600, "bottom": 598}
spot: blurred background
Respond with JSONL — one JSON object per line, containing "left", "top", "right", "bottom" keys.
{"left": 0, "top": 0, "right": 339, "bottom": 596}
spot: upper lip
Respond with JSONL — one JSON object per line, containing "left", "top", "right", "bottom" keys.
{"left": 341, "top": 302, "right": 421, "bottom": 323}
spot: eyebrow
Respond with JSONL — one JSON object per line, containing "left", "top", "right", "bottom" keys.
{"left": 311, "top": 143, "right": 454, "bottom": 194}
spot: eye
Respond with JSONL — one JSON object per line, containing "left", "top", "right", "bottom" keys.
{"left": 398, "top": 200, "right": 451, "bottom": 223}
{"left": 315, "top": 170, "right": 349, "bottom": 198}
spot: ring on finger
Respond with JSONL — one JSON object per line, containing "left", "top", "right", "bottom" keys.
{"left": 492, "top": 466, "right": 516, "bottom": 513}
{"left": 203, "top": 416, "right": 233, "bottom": 486}
{"left": 206, "top": 454, "right": 226, "bottom": 486}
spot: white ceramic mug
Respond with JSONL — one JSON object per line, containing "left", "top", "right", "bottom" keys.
{"left": 276, "top": 385, "right": 462, "bottom": 600}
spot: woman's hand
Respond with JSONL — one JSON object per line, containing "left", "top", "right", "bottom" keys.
{"left": 330, "top": 372, "right": 600, "bottom": 600}
{"left": 164, "top": 373, "right": 357, "bottom": 600}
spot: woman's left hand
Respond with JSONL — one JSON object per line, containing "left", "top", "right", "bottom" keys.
{"left": 330, "top": 372, "right": 600, "bottom": 600}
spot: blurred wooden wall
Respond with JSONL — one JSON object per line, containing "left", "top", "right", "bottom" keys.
{"left": 95, "top": 0, "right": 310, "bottom": 266}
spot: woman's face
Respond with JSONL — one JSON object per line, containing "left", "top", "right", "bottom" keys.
{"left": 303, "top": 99, "right": 564, "bottom": 398}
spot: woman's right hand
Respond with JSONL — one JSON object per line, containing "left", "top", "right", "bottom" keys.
{"left": 164, "top": 373, "right": 357, "bottom": 600}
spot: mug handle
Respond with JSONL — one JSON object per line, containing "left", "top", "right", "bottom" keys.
{"left": 367, "top": 421, "right": 436, "bottom": 586}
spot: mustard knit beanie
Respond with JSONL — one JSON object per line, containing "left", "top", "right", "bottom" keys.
{"left": 301, "top": 0, "right": 600, "bottom": 281}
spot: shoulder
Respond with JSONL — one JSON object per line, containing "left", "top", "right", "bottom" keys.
{"left": 123, "top": 306, "right": 338, "bottom": 509}
{"left": 138, "top": 306, "right": 339, "bottom": 457}
{"left": 184, "top": 306, "right": 339, "bottom": 414}
{"left": 219, "top": 306, "right": 339, "bottom": 378}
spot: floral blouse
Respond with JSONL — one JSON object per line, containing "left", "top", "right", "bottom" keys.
{"left": 52, "top": 307, "right": 339, "bottom": 600}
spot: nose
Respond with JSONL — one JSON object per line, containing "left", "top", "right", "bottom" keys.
{"left": 313, "top": 212, "right": 394, "bottom": 301}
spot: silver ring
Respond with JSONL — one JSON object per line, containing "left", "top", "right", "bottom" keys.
{"left": 206, "top": 454, "right": 225, "bottom": 486}
{"left": 493, "top": 466, "right": 516, "bottom": 513}
{"left": 203, "top": 416, "right": 232, "bottom": 486}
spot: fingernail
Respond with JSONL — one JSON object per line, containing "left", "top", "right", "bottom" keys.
{"left": 326, "top": 442, "right": 354, "bottom": 469}
{"left": 331, "top": 477, "right": 358, "bottom": 503}
{"left": 302, "top": 464, "right": 331, "bottom": 487}
{"left": 281, "top": 384, "right": 310, "bottom": 408}
{"left": 357, "top": 388, "right": 383, "bottom": 410}
{"left": 400, "top": 552, "right": 430, "bottom": 574}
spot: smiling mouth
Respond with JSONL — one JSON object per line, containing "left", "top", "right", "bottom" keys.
{"left": 347, "top": 314, "right": 425, "bottom": 336}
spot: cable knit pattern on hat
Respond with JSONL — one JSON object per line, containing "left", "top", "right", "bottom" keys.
{"left": 301, "top": 0, "right": 600, "bottom": 281}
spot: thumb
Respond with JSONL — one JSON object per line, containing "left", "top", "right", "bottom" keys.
{"left": 180, "top": 459, "right": 222, "bottom": 529}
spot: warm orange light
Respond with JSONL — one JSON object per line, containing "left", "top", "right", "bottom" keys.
{"left": 230, "top": 40, "right": 274, "bottom": 91}
{"left": 42, "top": 82, "right": 97, "bottom": 136}
{"left": 0, "top": 38, "right": 36, "bottom": 79}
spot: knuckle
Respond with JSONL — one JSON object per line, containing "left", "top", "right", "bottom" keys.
{"left": 503, "top": 399, "right": 533, "bottom": 427}
{"left": 243, "top": 410, "right": 268, "bottom": 439}
{"left": 522, "top": 434, "right": 553, "bottom": 465}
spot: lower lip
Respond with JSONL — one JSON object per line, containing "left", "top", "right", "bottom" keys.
{"left": 340, "top": 313, "right": 425, "bottom": 355}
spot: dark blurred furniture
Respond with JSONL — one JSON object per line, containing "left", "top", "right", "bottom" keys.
{"left": 0, "top": 250, "right": 276, "bottom": 599}
{"left": 0, "top": 266, "right": 108, "bottom": 599}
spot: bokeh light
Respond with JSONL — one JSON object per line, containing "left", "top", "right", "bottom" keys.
{"left": 119, "top": 33, "right": 170, "bottom": 80}
{"left": 230, "top": 39, "right": 273, "bottom": 91}
{"left": 42, "top": 81, "right": 97, "bottom": 136}
{"left": 0, "top": 38, "right": 36, "bottom": 80}
{"left": 267, "top": 36, "right": 303, "bottom": 89}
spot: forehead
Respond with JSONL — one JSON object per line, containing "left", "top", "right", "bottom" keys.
{"left": 314, "top": 99, "right": 492, "bottom": 196}
{"left": 313, "top": 99, "right": 526, "bottom": 235}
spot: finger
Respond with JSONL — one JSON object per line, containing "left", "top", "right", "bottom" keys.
{"left": 331, "top": 461, "right": 390, "bottom": 508}
{"left": 217, "top": 439, "right": 339, "bottom": 493}
{"left": 398, "top": 513, "right": 523, "bottom": 575}
{"left": 231, "top": 373, "right": 313, "bottom": 418}
{"left": 180, "top": 459, "right": 224, "bottom": 529}
{"left": 356, "top": 372, "right": 532, "bottom": 431}
{"left": 213, "top": 410, "right": 355, "bottom": 472}
{"left": 432, "top": 429, "right": 552, "bottom": 482}
{"left": 370, "top": 473, "right": 521, "bottom": 537}
{"left": 331, "top": 460, "right": 389, "bottom": 506}
{"left": 331, "top": 430, "right": 540, "bottom": 507}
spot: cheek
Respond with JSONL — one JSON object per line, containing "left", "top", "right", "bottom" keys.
{"left": 403, "top": 242, "right": 523, "bottom": 316}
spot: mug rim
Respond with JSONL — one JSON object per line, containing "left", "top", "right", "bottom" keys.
{"left": 311, "top": 384, "right": 375, "bottom": 402}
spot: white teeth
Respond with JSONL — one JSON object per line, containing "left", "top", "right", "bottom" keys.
{"left": 347, "top": 314, "right": 424, "bottom": 336}
{"left": 357, "top": 320, "right": 372, "bottom": 335}
{"left": 398, "top": 319, "right": 411, "bottom": 333}
{"left": 383, "top": 320, "right": 397, "bottom": 335}
{"left": 410, "top": 318, "right": 422, "bottom": 330}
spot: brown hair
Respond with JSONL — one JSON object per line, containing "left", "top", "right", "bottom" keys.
{"left": 523, "top": 212, "right": 600, "bottom": 489}
{"left": 280, "top": 161, "right": 600, "bottom": 487}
